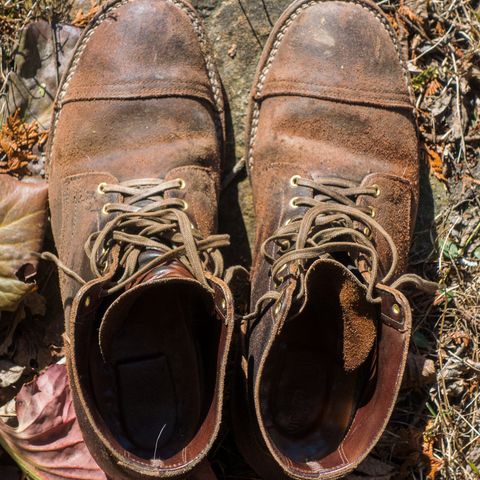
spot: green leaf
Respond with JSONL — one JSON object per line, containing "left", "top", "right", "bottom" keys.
{"left": 469, "top": 462, "right": 480, "bottom": 475}
{"left": 440, "top": 239, "right": 460, "bottom": 260}
{"left": 412, "top": 66, "right": 438, "bottom": 91}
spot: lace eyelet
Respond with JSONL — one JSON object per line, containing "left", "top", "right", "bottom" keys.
{"left": 220, "top": 298, "right": 227, "bottom": 311}
{"left": 180, "top": 200, "right": 188, "bottom": 211}
{"left": 273, "top": 276, "right": 284, "bottom": 287}
{"left": 392, "top": 303, "right": 401, "bottom": 315}
{"left": 371, "top": 184, "right": 381, "bottom": 198}
{"left": 274, "top": 302, "right": 282, "bottom": 316}
{"left": 176, "top": 178, "right": 186, "bottom": 190}
{"left": 289, "top": 197, "right": 299, "bottom": 209}
{"left": 101, "top": 204, "right": 110, "bottom": 215}
{"left": 97, "top": 182, "right": 107, "bottom": 195}
{"left": 363, "top": 226, "right": 371, "bottom": 237}
{"left": 289, "top": 175, "right": 301, "bottom": 187}
{"left": 369, "top": 206, "right": 376, "bottom": 218}
{"left": 84, "top": 296, "right": 91, "bottom": 307}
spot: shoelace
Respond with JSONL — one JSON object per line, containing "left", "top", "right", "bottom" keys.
{"left": 41, "top": 178, "right": 230, "bottom": 295}
{"left": 246, "top": 176, "right": 437, "bottom": 321}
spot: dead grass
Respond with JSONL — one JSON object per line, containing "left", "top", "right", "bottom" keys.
{"left": 377, "top": 0, "right": 480, "bottom": 478}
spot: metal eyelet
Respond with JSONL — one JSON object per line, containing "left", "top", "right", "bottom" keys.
{"left": 392, "top": 303, "right": 401, "bottom": 315}
{"left": 289, "top": 175, "right": 301, "bottom": 187}
{"left": 372, "top": 184, "right": 381, "bottom": 198}
{"left": 180, "top": 200, "right": 188, "bottom": 211}
{"left": 289, "top": 197, "right": 299, "bottom": 209}
{"left": 369, "top": 206, "right": 376, "bottom": 218}
{"left": 363, "top": 227, "right": 371, "bottom": 237}
{"left": 274, "top": 302, "right": 282, "bottom": 316}
{"left": 84, "top": 296, "right": 91, "bottom": 307}
{"left": 101, "top": 204, "right": 110, "bottom": 215}
{"left": 176, "top": 178, "right": 186, "bottom": 190}
{"left": 220, "top": 298, "right": 227, "bottom": 311}
{"left": 97, "top": 182, "right": 107, "bottom": 194}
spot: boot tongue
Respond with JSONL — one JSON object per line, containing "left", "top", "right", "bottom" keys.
{"left": 295, "top": 258, "right": 377, "bottom": 371}
{"left": 98, "top": 253, "right": 205, "bottom": 361}
{"left": 128, "top": 251, "right": 196, "bottom": 287}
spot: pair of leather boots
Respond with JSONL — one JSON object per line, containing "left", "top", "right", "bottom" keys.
{"left": 46, "top": 0, "right": 434, "bottom": 478}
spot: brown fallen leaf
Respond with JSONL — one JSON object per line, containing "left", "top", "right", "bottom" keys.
{"left": 426, "top": 79, "right": 442, "bottom": 97}
{"left": 423, "top": 421, "right": 444, "bottom": 479}
{"left": 385, "top": 13, "right": 399, "bottom": 33}
{"left": 0, "top": 364, "right": 107, "bottom": 480}
{"left": 0, "top": 175, "right": 47, "bottom": 312}
{"left": 72, "top": 1, "right": 101, "bottom": 27}
{"left": 425, "top": 146, "right": 447, "bottom": 182}
{"left": 0, "top": 110, "right": 48, "bottom": 177}
{"left": 398, "top": 5, "right": 423, "bottom": 26}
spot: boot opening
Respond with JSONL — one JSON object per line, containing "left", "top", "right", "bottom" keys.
{"left": 260, "top": 260, "right": 378, "bottom": 462}
{"left": 90, "top": 280, "right": 220, "bottom": 460}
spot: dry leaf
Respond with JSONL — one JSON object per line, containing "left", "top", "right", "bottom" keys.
{"left": 398, "top": 5, "right": 423, "bottom": 25}
{"left": 385, "top": 13, "right": 399, "bottom": 32}
{"left": 72, "top": 1, "right": 101, "bottom": 27}
{"left": 425, "top": 146, "right": 447, "bottom": 182}
{"left": 0, "top": 175, "right": 47, "bottom": 311}
{"left": 0, "top": 360, "right": 25, "bottom": 388}
{"left": 426, "top": 79, "right": 442, "bottom": 97}
{"left": 423, "top": 421, "right": 444, "bottom": 479}
{"left": 0, "top": 110, "right": 48, "bottom": 177}
{"left": 0, "top": 364, "right": 107, "bottom": 480}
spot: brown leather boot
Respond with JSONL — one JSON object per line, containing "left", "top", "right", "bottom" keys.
{"left": 46, "top": 1, "right": 232, "bottom": 478}
{"left": 234, "top": 0, "right": 435, "bottom": 478}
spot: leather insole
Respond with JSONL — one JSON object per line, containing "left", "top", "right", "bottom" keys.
{"left": 261, "top": 272, "right": 374, "bottom": 462}
{"left": 95, "top": 284, "right": 213, "bottom": 460}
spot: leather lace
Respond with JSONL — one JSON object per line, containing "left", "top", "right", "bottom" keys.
{"left": 246, "top": 176, "right": 437, "bottom": 321}
{"left": 42, "top": 178, "right": 230, "bottom": 295}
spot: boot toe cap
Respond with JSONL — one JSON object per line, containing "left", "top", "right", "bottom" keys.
{"left": 259, "top": 0, "right": 412, "bottom": 108}
{"left": 61, "top": 0, "right": 217, "bottom": 105}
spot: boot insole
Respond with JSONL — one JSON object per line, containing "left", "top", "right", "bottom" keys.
{"left": 108, "top": 287, "right": 205, "bottom": 459}
{"left": 263, "top": 287, "right": 369, "bottom": 462}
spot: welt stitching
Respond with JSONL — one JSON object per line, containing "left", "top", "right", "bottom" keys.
{"left": 248, "top": 0, "right": 413, "bottom": 171}
{"left": 338, "top": 443, "right": 348, "bottom": 464}
{"left": 262, "top": 80, "right": 411, "bottom": 100}
{"left": 66, "top": 78, "right": 212, "bottom": 89}
{"left": 65, "top": 85, "right": 213, "bottom": 96}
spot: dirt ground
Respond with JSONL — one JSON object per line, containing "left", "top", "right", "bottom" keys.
{"left": 0, "top": 0, "right": 479, "bottom": 479}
